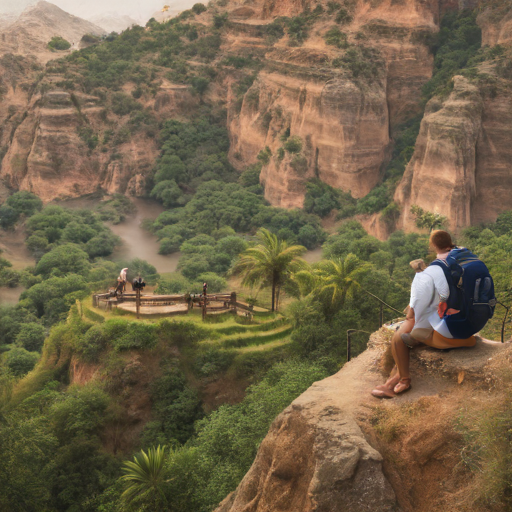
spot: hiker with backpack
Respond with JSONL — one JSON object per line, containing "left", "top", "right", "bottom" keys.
{"left": 372, "top": 230, "right": 496, "bottom": 398}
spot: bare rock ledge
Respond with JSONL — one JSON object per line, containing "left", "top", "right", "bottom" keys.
{"left": 216, "top": 330, "right": 510, "bottom": 512}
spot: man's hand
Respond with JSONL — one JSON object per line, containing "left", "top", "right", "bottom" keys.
{"left": 438, "top": 302, "right": 460, "bottom": 318}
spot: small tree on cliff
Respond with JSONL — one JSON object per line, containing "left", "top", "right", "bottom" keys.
{"left": 233, "top": 228, "right": 306, "bottom": 311}
{"left": 410, "top": 205, "right": 447, "bottom": 232}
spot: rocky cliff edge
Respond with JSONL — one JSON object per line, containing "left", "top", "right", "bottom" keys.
{"left": 216, "top": 329, "right": 512, "bottom": 512}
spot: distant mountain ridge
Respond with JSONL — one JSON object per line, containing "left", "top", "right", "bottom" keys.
{"left": 0, "top": 1, "right": 105, "bottom": 60}
{"left": 88, "top": 11, "right": 138, "bottom": 33}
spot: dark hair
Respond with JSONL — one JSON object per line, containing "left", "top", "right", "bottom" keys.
{"left": 429, "top": 230, "right": 455, "bottom": 252}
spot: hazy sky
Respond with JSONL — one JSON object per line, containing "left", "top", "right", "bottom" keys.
{"left": 0, "top": 0, "right": 196, "bottom": 22}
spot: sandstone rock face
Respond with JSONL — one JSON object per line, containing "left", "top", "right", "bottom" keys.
{"left": 394, "top": 76, "right": 483, "bottom": 230}
{"left": 226, "top": 0, "right": 441, "bottom": 208}
{"left": 0, "top": 88, "right": 159, "bottom": 202}
{"left": 216, "top": 386, "right": 397, "bottom": 512}
{"left": 395, "top": 72, "right": 512, "bottom": 229}
{"left": 478, "top": 2, "right": 512, "bottom": 46}
{"left": 215, "top": 327, "right": 511, "bottom": 512}
{"left": 244, "top": 71, "right": 390, "bottom": 208}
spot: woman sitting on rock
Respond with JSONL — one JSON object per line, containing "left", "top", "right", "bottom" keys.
{"left": 372, "top": 230, "right": 480, "bottom": 398}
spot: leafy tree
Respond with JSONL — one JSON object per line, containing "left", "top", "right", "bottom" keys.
{"left": 6, "top": 191, "right": 43, "bottom": 217}
{"left": 324, "top": 27, "right": 348, "bottom": 48}
{"left": 156, "top": 273, "right": 191, "bottom": 294}
{"left": 283, "top": 136, "right": 302, "bottom": 153}
{"left": 192, "top": 3, "right": 207, "bottom": 14}
{"left": 84, "top": 232, "right": 120, "bottom": 258}
{"left": 16, "top": 323, "right": 45, "bottom": 352}
{"left": 234, "top": 228, "right": 307, "bottom": 311}
{"left": 193, "top": 272, "right": 227, "bottom": 293}
{"left": 35, "top": 244, "right": 91, "bottom": 278}
{"left": 410, "top": 204, "right": 448, "bottom": 232}
{"left": 4, "top": 347, "right": 39, "bottom": 376}
{"left": 21, "top": 274, "right": 88, "bottom": 320}
{"left": 0, "top": 205, "right": 19, "bottom": 229}
{"left": 151, "top": 180, "right": 184, "bottom": 208}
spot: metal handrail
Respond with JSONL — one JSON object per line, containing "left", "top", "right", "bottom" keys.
{"left": 346, "top": 329, "right": 371, "bottom": 362}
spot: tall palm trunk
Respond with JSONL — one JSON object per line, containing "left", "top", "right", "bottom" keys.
{"left": 271, "top": 278, "right": 276, "bottom": 311}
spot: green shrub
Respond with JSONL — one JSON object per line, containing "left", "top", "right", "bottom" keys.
{"left": 239, "top": 164, "right": 262, "bottom": 188}
{"left": 6, "top": 191, "right": 43, "bottom": 217}
{"left": 156, "top": 273, "right": 191, "bottom": 294}
{"left": 213, "top": 13, "right": 228, "bottom": 29}
{"left": 422, "top": 10, "right": 481, "bottom": 101}
{"left": 193, "top": 272, "right": 227, "bottom": 293}
{"left": 75, "top": 324, "right": 106, "bottom": 362}
{"left": 287, "top": 16, "right": 309, "bottom": 44}
{"left": 192, "top": 3, "right": 207, "bottom": 14}
{"left": 325, "top": 27, "right": 348, "bottom": 48}
{"left": 48, "top": 36, "right": 71, "bottom": 51}
{"left": 265, "top": 18, "right": 286, "bottom": 42}
{"left": 0, "top": 205, "right": 19, "bottom": 229}
{"left": 4, "top": 347, "right": 39, "bottom": 376}
{"left": 16, "top": 323, "right": 45, "bottom": 352}
{"left": 146, "top": 368, "right": 203, "bottom": 444}
{"left": 112, "top": 322, "right": 158, "bottom": 351}
{"left": 283, "top": 136, "right": 302, "bottom": 153}
{"left": 35, "top": 244, "right": 91, "bottom": 278}
{"left": 49, "top": 384, "right": 110, "bottom": 441}
{"left": 157, "top": 320, "right": 210, "bottom": 346}
{"left": 257, "top": 147, "right": 272, "bottom": 165}
{"left": 356, "top": 184, "right": 392, "bottom": 215}
{"left": 337, "top": 46, "right": 384, "bottom": 82}
{"left": 335, "top": 8, "right": 352, "bottom": 24}
{"left": 111, "top": 92, "right": 143, "bottom": 116}
{"left": 194, "top": 348, "right": 235, "bottom": 376}
{"left": 0, "top": 267, "right": 20, "bottom": 288}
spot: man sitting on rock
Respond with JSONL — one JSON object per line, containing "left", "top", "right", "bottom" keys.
{"left": 372, "top": 230, "right": 481, "bottom": 398}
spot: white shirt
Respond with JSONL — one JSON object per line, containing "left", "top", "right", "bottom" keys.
{"left": 410, "top": 265, "right": 449, "bottom": 310}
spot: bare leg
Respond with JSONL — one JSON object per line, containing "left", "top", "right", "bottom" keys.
{"left": 391, "top": 331, "right": 411, "bottom": 381}
{"left": 372, "top": 310, "right": 414, "bottom": 398}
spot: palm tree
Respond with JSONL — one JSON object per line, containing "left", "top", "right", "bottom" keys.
{"left": 120, "top": 445, "right": 169, "bottom": 511}
{"left": 234, "top": 228, "right": 307, "bottom": 311}
{"left": 310, "top": 254, "right": 370, "bottom": 309}
{"left": 294, "top": 253, "right": 402, "bottom": 320}
{"left": 293, "top": 254, "right": 371, "bottom": 316}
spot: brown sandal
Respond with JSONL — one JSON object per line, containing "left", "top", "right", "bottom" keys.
{"left": 393, "top": 378, "right": 411, "bottom": 394}
{"left": 371, "top": 387, "right": 396, "bottom": 399}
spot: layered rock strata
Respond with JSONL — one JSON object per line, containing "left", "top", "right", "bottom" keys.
{"left": 395, "top": 72, "right": 512, "bottom": 229}
{"left": 226, "top": 0, "right": 441, "bottom": 208}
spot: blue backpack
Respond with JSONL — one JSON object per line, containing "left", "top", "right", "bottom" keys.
{"left": 430, "top": 247, "right": 496, "bottom": 339}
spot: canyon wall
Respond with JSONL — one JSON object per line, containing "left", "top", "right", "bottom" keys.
{"left": 226, "top": 0, "right": 439, "bottom": 208}
{"left": 1, "top": 0, "right": 512, "bottom": 227}
{"left": 395, "top": 0, "right": 512, "bottom": 231}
